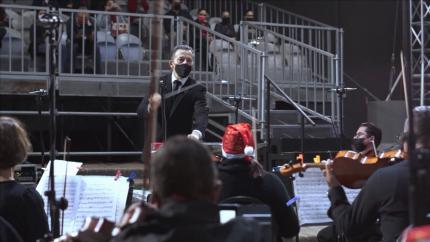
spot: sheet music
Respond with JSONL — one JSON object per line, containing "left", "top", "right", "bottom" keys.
{"left": 36, "top": 176, "right": 83, "bottom": 233}
{"left": 74, "top": 176, "right": 129, "bottom": 230}
{"left": 293, "top": 169, "right": 360, "bottom": 225}
{"left": 36, "top": 173, "right": 129, "bottom": 235}
{"left": 36, "top": 159, "right": 82, "bottom": 194}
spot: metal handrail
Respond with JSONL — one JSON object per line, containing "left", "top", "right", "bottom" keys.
{"left": 0, "top": 111, "right": 138, "bottom": 116}
{"left": 179, "top": 16, "right": 266, "bottom": 125}
{"left": 244, "top": 22, "right": 336, "bottom": 57}
{"left": 259, "top": 2, "right": 333, "bottom": 28}
{"left": 245, "top": 20, "right": 339, "bottom": 32}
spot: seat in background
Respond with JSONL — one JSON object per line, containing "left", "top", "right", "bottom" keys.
{"left": 97, "top": 31, "right": 117, "bottom": 61}
{"left": 282, "top": 43, "right": 312, "bottom": 83}
{"left": 209, "top": 17, "right": 222, "bottom": 30}
{"left": 116, "top": 33, "right": 143, "bottom": 62}
{"left": 0, "top": 28, "right": 30, "bottom": 71}
{"left": 257, "top": 43, "right": 285, "bottom": 82}
{"left": 209, "top": 39, "right": 240, "bottom": 84}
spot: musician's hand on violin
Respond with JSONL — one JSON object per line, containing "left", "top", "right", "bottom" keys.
{"left": 118, "top": 202, "right": 157, "bottom": 229}
{"left": 323, "top": 161, "right": 341, "bottom": 188}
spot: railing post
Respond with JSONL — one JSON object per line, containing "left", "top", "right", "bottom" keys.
{"left": 240, "top": 21, "right": 248, "bottom": 44}
{"left": 258, "top": 52, "right": 267, "bottom": 140}
{"left": 176, "top": 17, "right": 182, "bottom": 45}
{"left": 258, "top": 2, "right": 265, "bottom": 23}
{"left": 330, "top": 57, "right": 335, "bottom": 124}
{"left": 339, "top": 28, "right": 344, "bottom": 102}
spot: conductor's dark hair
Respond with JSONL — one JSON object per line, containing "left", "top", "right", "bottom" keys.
{"left": 171, "top": 44, "right": 194, "bottom": 59}
{"left": 0, "top": 117, "right": 32, "bottom": 169}
{"left": 359, "top": 122, "right": 382, "bottom": 147}
{"left": 151, "top": 136, "right": 217, "bottom": 200}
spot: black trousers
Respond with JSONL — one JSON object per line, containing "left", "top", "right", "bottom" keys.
{"left": 317, "top": 223, "right": 381, "bottom": 242}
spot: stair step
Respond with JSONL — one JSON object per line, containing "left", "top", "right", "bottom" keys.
{"left": 269, "top": 124, "right": 336, "bottom": 139}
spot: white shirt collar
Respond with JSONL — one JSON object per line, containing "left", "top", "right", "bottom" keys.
{"left": 171, "top": 72, "right": 188, "bottom": 89}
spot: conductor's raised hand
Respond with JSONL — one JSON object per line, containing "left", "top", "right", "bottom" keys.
{"left": 147, "top": 93, "right": 162, "bottom": 112}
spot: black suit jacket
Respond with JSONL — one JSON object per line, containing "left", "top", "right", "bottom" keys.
{"left": 137, "top": 74, "right": 209, "bottom": 141}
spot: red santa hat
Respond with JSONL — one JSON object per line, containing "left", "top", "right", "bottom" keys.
{"left": 222, "top": 123, "right": 255, "bottom": 159}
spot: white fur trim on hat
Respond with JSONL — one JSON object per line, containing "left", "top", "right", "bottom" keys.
{"left": 244, "top": 146, "right": 254, "bottom": 156}
{"left": 222, "top": 148, "right": 246, "bottom": 159}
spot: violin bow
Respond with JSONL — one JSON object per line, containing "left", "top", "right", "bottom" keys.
{"left": 400, "top": 51, "right": 410, "bottom": 120}
{"left": 142, "top": 0, "right": 164, "bottom": 191}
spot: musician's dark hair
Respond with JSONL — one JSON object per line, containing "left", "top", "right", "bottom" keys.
{"left": 171, "top": 44, "right": 194, "bottom": 59}
{"left": 413, "top": 106, "right": 430, "bottom": 148}
{"left": 151, "top": 136, "right": 218, "bottom": 201}
{"left": 197, "top": 8, "right": 208, "bottom": 15}
{"left": 243, "top": 9, "right": 255, "bottom": 19}
{"left": 0, "top": 116, "right": 32, "bottom": 169}
{"left": 359, "top": 122, "right": 382, "bottom": 147}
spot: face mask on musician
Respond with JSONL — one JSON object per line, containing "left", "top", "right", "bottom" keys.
{"left": 351, "top": 138, "right": 366, "bottom": 152}
{"left": 173, "top": 3, "right": 181, "bottom": 10}
{"left": 222, "top": 17, "right": 230, "bottom": 24}
{"left": 174, "top": 63, "right": 192, "bottom": 78}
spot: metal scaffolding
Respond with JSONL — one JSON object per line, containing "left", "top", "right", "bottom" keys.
{"left": 410, "top": 0, "right": 430, "bottom": 105}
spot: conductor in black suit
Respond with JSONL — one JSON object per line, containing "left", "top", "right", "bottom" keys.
{"left": 137, "top": 45, "right": 209, "bottom": 141}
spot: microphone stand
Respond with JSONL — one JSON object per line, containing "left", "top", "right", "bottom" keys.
{"left": 329, "top": 85, "right": 358, "bottom": 150}
{"left": 335, "top": 86, "right": 346, "bottom": 150}
{"left": 264, "top": 75, "right": 315, "bottom": 171}
{"left": 224, "top": 95, "right": 255, "bottom": 124}
{"left": 39, "top": 1, "right": 68, "bottom": 238}
{"left": 32, "top": 89, "right": 48, "bottom": 166}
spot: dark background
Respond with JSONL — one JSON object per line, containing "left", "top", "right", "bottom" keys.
{"left": 267, "top": 0, "right": 404, "bottom": 137}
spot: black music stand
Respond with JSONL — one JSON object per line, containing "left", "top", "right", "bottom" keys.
{"left": 38, "top": 2, "right": 68, "bottom": 238}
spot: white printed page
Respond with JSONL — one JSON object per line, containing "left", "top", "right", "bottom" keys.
{"left": 36, "top": 175, "right": 83, "bottom": 234}
{"left": 114, "top": 177, "right": 130, "bottom": 223}
{"left": 36, "top": 160, "right": 82, "bottom": 195}
{"left": 36, "top": 170, "right": 129, "bottom": 235}
{"left": 293, "top": 169, "right": 360, "bottom": 225}
{"left": 73, "top": 176, "right": 129, "bottom": 231}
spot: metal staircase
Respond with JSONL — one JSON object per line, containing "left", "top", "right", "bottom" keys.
{"left": 0, "top": 2, "right": 343, "bottom": 161}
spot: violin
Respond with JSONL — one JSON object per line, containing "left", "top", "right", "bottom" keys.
{"left": 378, "top": 148, "right": 406, "bottom": 161}
{"left": 274, "top": 149, "right": 405, "bottom": 189}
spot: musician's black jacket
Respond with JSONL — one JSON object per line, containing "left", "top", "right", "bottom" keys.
{"left": 137, "top": 74, "right": 209, "bottom": 141}
{"left": 0, "top": 216, "right": 23, "bottom": 242}
{"left": 217, "top": 158, "right": 300, "bottom": 240}
{"left": 327, "top": 160, "right": 410, "bottom": 242}
{"left": 0, "top": 180, "right": 49, "bottom": 242}
{"left": 111, "top": 199, "right": 265, "bottom": 242}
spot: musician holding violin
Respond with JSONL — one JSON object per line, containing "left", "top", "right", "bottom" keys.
{"left": 318, "top": 107, "right": 430, "bottom": 242}
{"left": 350, "top": 122, "right": 382, "bottom": 157}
